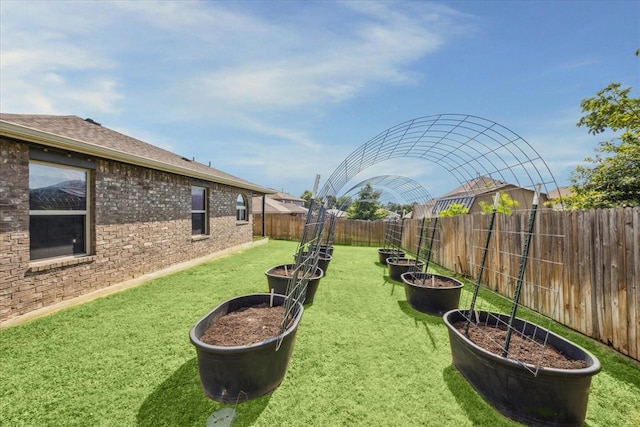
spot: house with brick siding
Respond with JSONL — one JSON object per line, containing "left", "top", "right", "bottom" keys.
{"left": 0, "top": 113, "right": 274, "bottom": 324}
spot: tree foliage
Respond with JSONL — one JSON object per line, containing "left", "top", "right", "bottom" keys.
{"left": 336, "top": 195, "right": 353, "bottom": 211}
{"left": 347, "top": 184, "right": 387, "bottom": 220}
{"left": 300, "top": 190, "right": 313, "bottom": 208}
{"left": 564, "top": 81, "right": 640, "bottom": 209}
{"left": 480, "top": 192, "right": 519, "bottom": 215}
{"left": 438, "top": 202, "right": 469, "bottom": 217}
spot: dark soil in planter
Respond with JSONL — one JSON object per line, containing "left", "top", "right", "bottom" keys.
{"left": 270, "top": 266, "right": 316, "bottom": 278}
{"left": 388, "top": 258, "right": 418, "bottom": 265}
{"left": 201, "top": 304, "right": 290, "bottom": 347}
{"left": 453, "top": 321, "right": 587, "bottom": 369}
{"left": 405, "top": 276, "right": 457, "bottom": 288}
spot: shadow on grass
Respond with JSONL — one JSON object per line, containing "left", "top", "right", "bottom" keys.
{"left": 397, "top": 300, "right": 443, "bottom": 349}
{"left": 137, "top": 357, "right": 270, "bottom": 427}
{"left": 376, "top": 260, "right": 414, "bottom": 295}
{"left": 442, "top": 365, "right": 518, "bottom": 427}
{"left": 380, "top": 273, "right": 405, "bottom": 296}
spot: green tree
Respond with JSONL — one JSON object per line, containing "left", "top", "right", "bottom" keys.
{"left": 336, "top": 195, "right": 353, "bottom": 211}
{"left": 347, "top": 184, "right": 386, "bottom": 220}
{"left": 300, "top": 190, "right": 313, "bottom": 208}
{"left": 479, "top": 192, "right": 519, "bottom": 215}
{"left": 565, "top": 81, "right": 640, "bottom": 208}
{"left": 438, "top": 202, "right": 469, "bottom": 217}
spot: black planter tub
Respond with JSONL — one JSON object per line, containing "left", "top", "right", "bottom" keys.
{"left": 299, "top": 252, "right": 332, "bottom": 275}
{"left": 386, "top": 257, "right": 424, "bottom": 282}
{"left": 316, "top": 253, "right": 332, "bottom": 275}
{"left": 311, "top": 244, "right": 334, "bottom": 256}
{"left": 443, "top": 309, "right": 601, "bottom": 426}
{"left": 265, "top": 264, "right": 324, "bottom": 304}
{"left": 190, "top": 293, "right": 304, "bottom": 403}
{"left": 377, "top": 248, "right": 405, "bottom": 265}
{"left": 400, "top": 272, "right": 463, "bottom": 315}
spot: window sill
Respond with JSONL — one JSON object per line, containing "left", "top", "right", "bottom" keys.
{"left": 28, "top": 255, "right": 96, "bottom": 273}
{"left": 191, "top": 235, "right": 210, "bottom": 242}
{"left": 236, "top": 220, "right": 250, "bottom": 226}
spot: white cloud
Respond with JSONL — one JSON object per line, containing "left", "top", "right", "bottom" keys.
{"left": 189, "top": 3, "right": 454, "bottom": 112}
{"left": 0, "top": 1, "right": 122, "bottom": 115}
{"left": 0, "top": 0, "right": 470, "bottom": 189}
{"left": 0, "top": 0, "right": 465, "bottom": 117}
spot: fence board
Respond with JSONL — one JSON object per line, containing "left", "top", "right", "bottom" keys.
{"left": 617, "top": 209, "right": 629, "bottom": 355}
{"left": 634, "top": 208, "right": 640, "bottom": 359}
{"left": 593, "top": 210, "right": 604, "bottom": 342}
{"left": 580, "top": 210, "right": 593, "bottom": 337}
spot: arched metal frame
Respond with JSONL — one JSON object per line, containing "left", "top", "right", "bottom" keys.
{"left": 317, "top": 113, "right": 569, "bottom": 375}
{"left": 341, "top": 175, "right": 433, "bottom": 207}
{"left": 318, "top": 114, "right": 560, "bottom": 208}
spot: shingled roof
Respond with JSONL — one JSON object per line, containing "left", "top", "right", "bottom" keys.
{"left": 0, "top": 113, "right": 274, "bottom": 194}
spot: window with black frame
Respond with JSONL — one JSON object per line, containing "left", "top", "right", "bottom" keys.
{"left": 191, "top": 186, "right": 208, "bottom": 235}
{"left": 29, "top": 161, "right": 89, "bottom": 260}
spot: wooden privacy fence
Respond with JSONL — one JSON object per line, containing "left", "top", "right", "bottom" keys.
{"left": 254, "top": 208, "right": 639, "bottom": 361}
{"left": 254, "top": 214, "right": 386, "bottom": 246}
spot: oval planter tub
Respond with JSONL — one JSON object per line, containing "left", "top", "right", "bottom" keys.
{"left": 316, "top": 253, "right": 332, "bottom": 275}
{"left": 443, "top": 309, "right": 601, "bottom": 426}
{"left": 386, "top": 257, "right": 424, "bottom": 282}
{"left": 299, "top": 252, "right": 333, "bottom": 275}
{"left": 310, "top": 244, "right": 334, "bottom": 256}
{"left": 400, "top": 272, "right": 463, "bottom": 315}
{"left": 190, "top": 293, "right": 304, "bottom": 403}
{"left": 265, "top": 264, "right": 324, "bottom": 304}
{"left": 377, "top": 248, "right": 405, "bottom": 265}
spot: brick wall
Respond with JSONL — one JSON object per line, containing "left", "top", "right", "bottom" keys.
{"left": 0, "top": 137, "right": 254, "bottom": 321}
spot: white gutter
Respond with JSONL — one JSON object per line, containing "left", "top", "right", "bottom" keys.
{"left": 0, "top": 120, "right": 274, "bottom": 194}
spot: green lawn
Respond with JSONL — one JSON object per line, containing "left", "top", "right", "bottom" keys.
{"left": 1, "top": 240, "right": 638, "bottom": 426}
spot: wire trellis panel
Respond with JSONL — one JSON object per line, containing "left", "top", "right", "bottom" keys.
{"left": 277, "top": 200, "right": 326, "bottom": 349}
{"left": 323, "top": 211, "right": 338, "bottom": 247}
{"left": 382, "top": 218, "right": 404, "bottom": 251}
{"left": 458, "top": 191, "right": 566, "bottom": 376}
{"left": 416, "top": 217, "right": 440, "bottom": 272}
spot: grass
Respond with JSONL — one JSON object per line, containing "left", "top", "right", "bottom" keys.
{"left": 1, "top": 240, "right": 639, "bottom": 426}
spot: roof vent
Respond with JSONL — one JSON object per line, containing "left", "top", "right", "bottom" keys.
{"left": 84, "top": 118, "right": 102, "bottom": 126}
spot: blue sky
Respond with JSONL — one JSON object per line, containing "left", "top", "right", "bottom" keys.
{"left": 1, "top": 0, "right": 638, "bottom": 200}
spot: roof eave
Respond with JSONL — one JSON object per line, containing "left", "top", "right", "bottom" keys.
{"left": 0, "top": 120, "right": 275, "bottom": 195}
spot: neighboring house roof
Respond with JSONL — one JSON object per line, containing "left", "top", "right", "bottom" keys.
{"left": 0, "top": 113, "right": 274, "bottom": 194}
{"left": 327, "top": 208, "right": 348, "bottom": 218}
{"left": 410, "top": 176, "right": 539, "bottom": 218}
{"left": 382, "top": 209, "right": 401, "bottom": 219}
{"left": 252, "top": 196, "right": 309, "bottom": 215}
{"left": 431, "top": 176, "right": 511, "bottom": 216}
{"left": 270, "top": 191, "right": 306, "bottom": 203}
{"left": 547, "top": 186, "right": 572, "bottom": 200}
{"left": 440, "top": 176, "right": 511, "bottom": 198}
